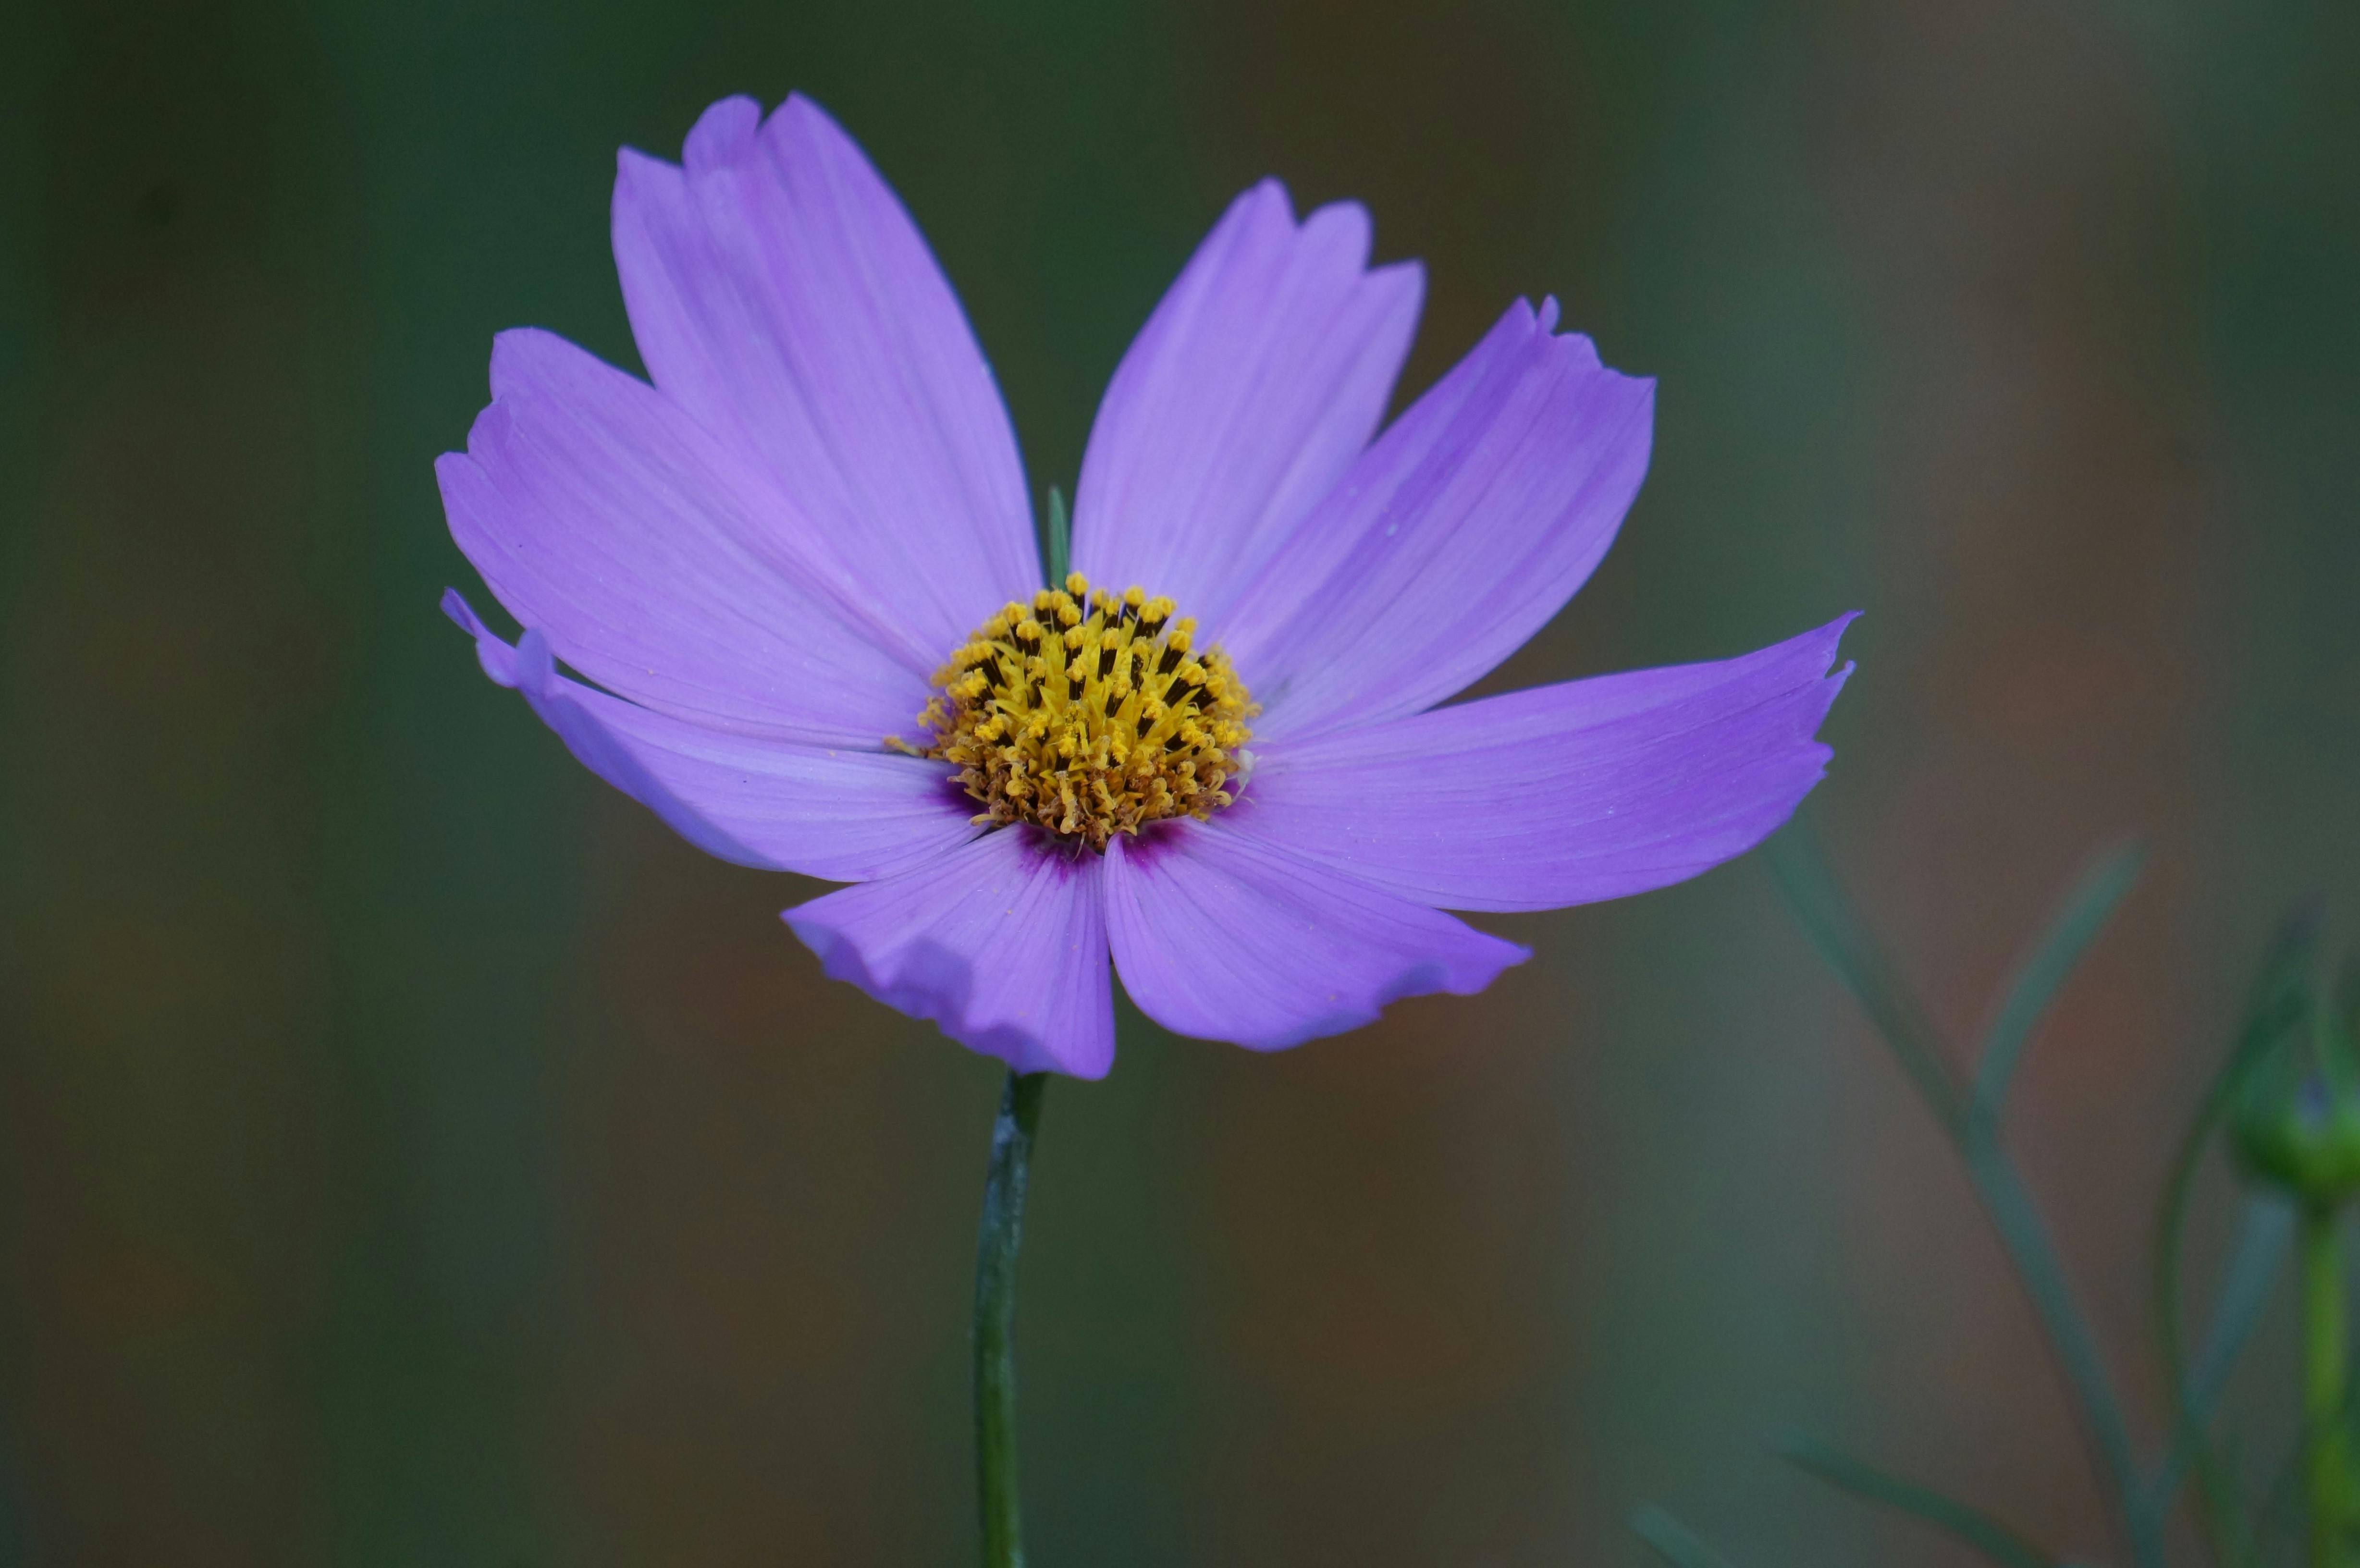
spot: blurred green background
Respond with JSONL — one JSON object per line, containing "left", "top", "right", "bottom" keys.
{"left": 5, "top": 0, "right": 2360, "bottom": 1562}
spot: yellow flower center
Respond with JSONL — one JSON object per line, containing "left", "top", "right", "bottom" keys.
{"left": 893, "top": 573, "right": 1257, "bottom": 851}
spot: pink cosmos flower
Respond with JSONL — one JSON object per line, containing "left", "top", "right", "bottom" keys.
{"left": 438, "top": 93, "right": 1854, "bottom": 1080}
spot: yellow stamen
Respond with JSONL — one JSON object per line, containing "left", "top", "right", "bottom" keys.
{"left": 888, "top": 575, "right": 1258, "bottom": 850}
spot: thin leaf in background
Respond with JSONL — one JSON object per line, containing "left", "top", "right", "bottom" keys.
{"left": 1968, "top": 843, "right": 2144, "bottom": 1135}
{"left": 1777, "top": 1432, "right": 2059, "bottom": 1568}
{"left": 2192, "top": 1198, "right": 2297, "bottom": 1416}
{"left": 1766, "top": 824, "right": 1962, "bottom": 1128}
{"left": 1630, "top": 1505, "right": 1742, "bottom": 1568}
{"left": 1770, "top": 825, "right": 2158, "bottom": 1568}
{"left": 2151, "top": 908, "right": 2321, "bottom": 1566}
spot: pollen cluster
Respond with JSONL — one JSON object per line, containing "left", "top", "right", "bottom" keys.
{"left": 894, "top": 573, "right": 1256, "bottom": 851}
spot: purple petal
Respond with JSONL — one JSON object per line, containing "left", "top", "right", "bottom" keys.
{"left": 444, "top": 591, "right": 977, "bottom": 882}
{"left": 1102, "top": 822, "right": 1527, "bottom": 1051}
{"left": 439, "top": 328, "right": 932, "bottom": 747}
{"left": 1225, "top": 615, "right": 1856, "bottom": 911}
{"left": 613, "top": 95, "right": 1040, "bottom": 659}
{"left": 1071, "top": 181, "right": 1422, "bottom": 626}
{"left": 784, "top": 828, "right": 1114, "bottom": 1078}
{"left": 1216, "top": 299, "right": 1655, "bottom": 743}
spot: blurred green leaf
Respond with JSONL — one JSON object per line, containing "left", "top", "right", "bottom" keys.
{"left": 1968, "top": 842, "right": 2143, "bottom": 1135}
{"left": 1956, "top": 1138, "right": 2146, "bottom": 1549}
{"left": 2150, "top": 906, "right": 2322, "bottom": 1568}
{"left": 2244, "top": 1282, "right": 2360, "bottom": 1568}
{"left": 1629, "top": 1505, "right": 1741, "bottom": 1568}
{"left": 1766, "top": 823, "right": 1962, "bottom": 1128}
{"left": 1778, "top": 1433, "right": 2058, "bottom": 1568}
{"left": 1774, "top": 825, "right": 2156, "bottom": 1566}
{"left": 2140, "top": 1195, "right": 2285, "bottom": 1535}
{"left": 2335, "top": 954, "right": 2360, "bottom": 1042}
{"left": 2186, "top": 1195, "right": 2295, "bottom": 1417}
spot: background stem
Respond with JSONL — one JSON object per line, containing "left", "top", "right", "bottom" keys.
{"left": 2305, "top": 1205, "right": 2349, "bottom": 1568}
{"left": 974, "top": 1070, "right": 1049, "bottom": 1568}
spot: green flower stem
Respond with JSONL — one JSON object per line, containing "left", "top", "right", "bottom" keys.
{"left": 974, "top": 1070, "right": 1049, "bottom": 1568}
{"left": 2304, "top": 1204, "right": 2351, "bottom": 1568}
{"left": 1961, "top": 1132, "right": 2162, "bottom": 1568}
{"left": 1044, "top": 486, "right": 1070, "bottom": 587}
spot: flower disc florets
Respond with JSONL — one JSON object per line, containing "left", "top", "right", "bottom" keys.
{"left": 895, "top": 573, "right": 1256, "bottom": 851}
